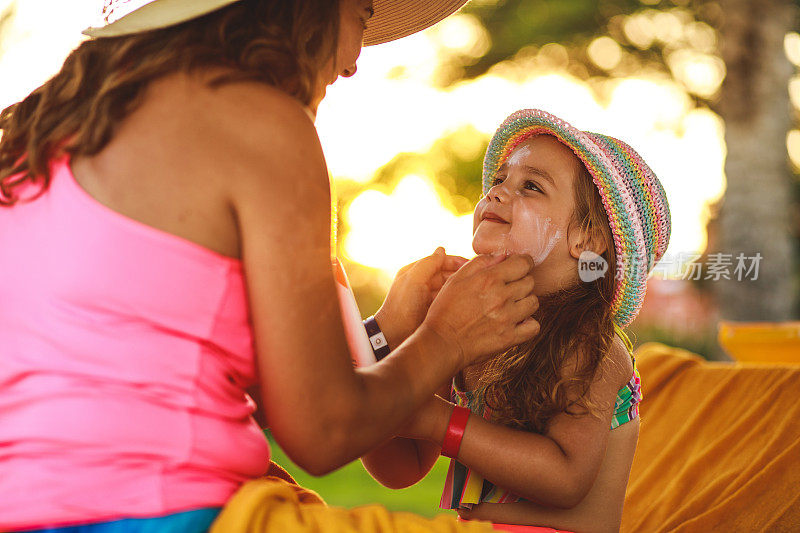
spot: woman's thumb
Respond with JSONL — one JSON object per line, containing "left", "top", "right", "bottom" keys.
{"left": 415, "top": 247, "right": 446, "bottom": 276}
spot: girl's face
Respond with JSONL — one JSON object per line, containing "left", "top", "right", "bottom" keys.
{"left": 311, "top": 0, "right": 373, "bottom": 112}
{"left": 473, "top": 135, "right": 582, "bottom": 272}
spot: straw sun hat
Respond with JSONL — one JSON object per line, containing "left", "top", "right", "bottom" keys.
{"left": 83, "top": 0, "right": 470, "bottom": 45}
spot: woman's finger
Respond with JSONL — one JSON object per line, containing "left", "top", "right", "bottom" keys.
{"left": 429, "top": 268, "right": 461, "bottom": 290}
{"left": 454, "top": 253, "right": 507, "bottom": 277}
{"left": 513, "top": 315, "right": 541, "bottom": 343}
{"left": 504, "top": 273, "right": 536, "bottom": 301}
{"left": 511, "top": 293, "right": 540, "bottom": 319}
{"left": 407, "top": 247, "right": 446, "bottom": 279}
{"left": 442, "top": 254, "right": 469, "bottom": 271}
{"left": 485, "top": 253, "right": 535, "bottom": 284}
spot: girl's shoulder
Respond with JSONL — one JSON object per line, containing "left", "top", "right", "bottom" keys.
{"left": 610, "top": 332, "right": 635, "bottom": 391}
{"left": 560, "top": 327, "right": 634, "bottom": 394}
{"left": 612, "top": 323, "right": 635, "bottom": 359}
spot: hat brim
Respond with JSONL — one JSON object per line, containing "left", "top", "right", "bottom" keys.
{"left": 83, "top": 0, "right": 241, "bottom": 38}
{"left": 84, "top": 0, "right": 470, "bottom": 44}
{"left": 363, "top": 0, "right": 470, "bottom": 46}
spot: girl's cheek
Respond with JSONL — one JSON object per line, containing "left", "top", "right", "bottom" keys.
{"left": 506, "top": 202, "right": 564, "bottom": 265}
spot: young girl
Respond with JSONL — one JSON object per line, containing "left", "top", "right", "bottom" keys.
{"left": 362, "top": 109, "right": 671, "bottom": 533}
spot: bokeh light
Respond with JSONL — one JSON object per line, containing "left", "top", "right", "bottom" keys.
{"left": 587, "top": 36, "right": 622, "bottom": 71}
{"left": 785, "top": 32, "right": 800, "bottom": 67}
{"left": 666, "top": 49, "right": 726, "bottom": 98}
{"left": 344, "top": 175, "right": 474, "bottom": 283}
{"left": 787, "top": 129, "right": 800, "bottom": 169}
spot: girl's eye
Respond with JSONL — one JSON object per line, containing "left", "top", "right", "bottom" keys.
{"left": 524, "top": 180, "right": 542, "bottom": 192}
{"left": 491, "top": 177, "right": 504, "bottom": 186}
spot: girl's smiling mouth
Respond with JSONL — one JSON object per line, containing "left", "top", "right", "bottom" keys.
{"left": 481, "top": 211, "right": 509, "bottom": 224}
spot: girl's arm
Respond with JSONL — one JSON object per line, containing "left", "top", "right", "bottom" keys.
{"left": 360, "top": 383, "right": 452, "bottom": 488}
{"left": 208, "top": 81, "right": 541, "bottom": 476}
{"left": 457, "top": 416, "right": 640, "bottom": 533}
{"left": 403, "top": 344, "right": 630, "bottom": 509}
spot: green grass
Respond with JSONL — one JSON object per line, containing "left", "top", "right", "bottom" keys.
{"left": 265, "top": 432, "right": 456, "bottom": 518}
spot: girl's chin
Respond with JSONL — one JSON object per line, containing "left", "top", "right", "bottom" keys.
{"left": 472, "top": 236, "right": 511, "bottom": 256}
{"left": 471, "top": 242, "right": 494, "bottom": 256}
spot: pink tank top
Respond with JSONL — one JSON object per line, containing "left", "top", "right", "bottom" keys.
{"left": 0, "top": 154, "right": 270, "bottom": 530}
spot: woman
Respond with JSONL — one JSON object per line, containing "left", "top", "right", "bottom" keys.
{"left": 0, "top": 0, "right": 541, "bottom": 531}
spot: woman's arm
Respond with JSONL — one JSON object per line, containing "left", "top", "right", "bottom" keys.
{"left": 360, "top": 383, "right": 452, "bottom": 488}
{"left": 360, "top": 437, "right": 442, "bottom": 489}
{"left": 402, "top": 344, "right": 630, "bottom": 509}
{"left": 200, "top": 80, "right": 540, "bottom": 475}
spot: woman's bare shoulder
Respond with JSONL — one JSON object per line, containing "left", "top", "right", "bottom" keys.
{"left": 140, "top": 68, "right": 326, "bottom": 191}
{"left": 146, "top": 67, "right": 318, "bottom": 153}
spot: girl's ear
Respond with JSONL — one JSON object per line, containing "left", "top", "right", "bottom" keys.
{"left": 568, "top": 221, "right": 608, "bottom": 260}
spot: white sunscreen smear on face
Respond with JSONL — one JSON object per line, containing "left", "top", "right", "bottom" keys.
{"left": 506, "top": 201, "right": 563, "bottom": 265}
{"left": 487, "top": 141, "right": 563, "bottom": 263}
{"left": 507, "top": 144, "right": 532, "bottom": 166}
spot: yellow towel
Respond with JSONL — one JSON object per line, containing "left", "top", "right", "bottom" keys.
{"left": 621, "top": 342, "right": 800, "bottom": 532}
{"left": 209, "top": 475, "right": 494, "bottom": 533}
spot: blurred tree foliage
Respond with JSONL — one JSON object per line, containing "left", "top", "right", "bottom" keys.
{"left": 369, "top": 125, "right": 488, "bottom": 213}
{"left": 454, "top": 0, "right": 655, "bottom": 80}
{"left": 448, "top": 0, "right": 728, "bottom": 98}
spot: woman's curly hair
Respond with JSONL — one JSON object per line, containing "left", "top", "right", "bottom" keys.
{"left": 0, "top": 0, "right": 340, "bottom": 206}
{"left": 477, "top": 158, "right": 622, "bottom": 435}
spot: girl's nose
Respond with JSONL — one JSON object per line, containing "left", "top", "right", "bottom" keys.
{"left": 342, "top": 64, "right": 357, "bottom": 77}
{"left": 486, "top": 182, "right": 508, "bottom": 203}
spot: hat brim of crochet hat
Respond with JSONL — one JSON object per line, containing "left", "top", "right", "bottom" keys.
{"left": 482, "top": 110, "right": 667, "bottom": 328}
{"left": 83, "top": 0, "right": 470, "bottom": 44}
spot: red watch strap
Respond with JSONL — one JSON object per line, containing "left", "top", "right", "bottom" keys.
{"left": 441, "top": 405, "right": 471, "bottom": 459}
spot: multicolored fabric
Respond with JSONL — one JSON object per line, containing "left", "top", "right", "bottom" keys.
{"left": 439, "top": 324, "right": 643, "bottom": 510}
{"left": 611, "top": 322, "right": 642, "bottom": 429}
{"left": 482, "top": 109, "right": 672, "bottom": 328}
{"left": 439, "top": 384, "right": 520, "bottom": 509}
{"left": 611, "top": 363, "right": 642, "bottom": 430}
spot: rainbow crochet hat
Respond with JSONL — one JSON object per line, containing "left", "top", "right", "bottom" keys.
{"left": 482, "top": 109, "right": 671, "bottom": 328}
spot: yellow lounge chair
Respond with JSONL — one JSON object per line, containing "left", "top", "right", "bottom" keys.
{"left": 621, "top": 340, "right": 800, "bottom": 532}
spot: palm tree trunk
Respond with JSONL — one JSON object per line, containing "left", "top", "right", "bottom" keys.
{"left": 714, "top": 0, "right": 799, "bottom": 321}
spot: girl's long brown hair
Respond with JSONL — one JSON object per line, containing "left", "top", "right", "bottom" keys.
{"left": 0, "top": 0, "right": 340, "bottom": 207}
{"left": 479, "top": 156, "right": 620, "bottom": 435}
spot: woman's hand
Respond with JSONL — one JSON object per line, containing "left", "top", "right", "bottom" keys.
{"left": 421, "top": 253, "right": 541, "bottom": 369}
{"left": 374, "top": 247, "right": 467, "bottom": 349}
